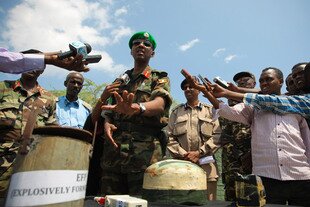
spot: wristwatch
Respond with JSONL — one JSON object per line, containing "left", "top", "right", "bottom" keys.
{"left": 139, "top": 103, "right": 146, "bottom": 115}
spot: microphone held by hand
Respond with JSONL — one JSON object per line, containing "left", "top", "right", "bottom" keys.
{"left": 58, "top": 41, "right": 92, "bottom": 60}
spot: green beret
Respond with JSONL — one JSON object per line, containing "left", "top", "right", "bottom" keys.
{"left": 129, "top": 31, "right": 157, "bottom": 50}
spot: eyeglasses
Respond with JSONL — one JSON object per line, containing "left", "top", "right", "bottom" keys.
{"left": 132, "top": 39, "right": 153, "bottom": 48}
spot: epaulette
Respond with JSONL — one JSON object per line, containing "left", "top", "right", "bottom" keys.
{"left": 0, "top": 81, "right": 14, "bottom": 94}
{"left": 171, "top": 103, "right": 185, "bottom": 112}
{"left": 1, "top": 80, "right": 14, "bottom": 89}
{"left": 3, "top": 80, "right": 15, "bottom": 86}
{"left": 200, "top": 102, "right": 213, "bottom": 108}
{"left": 82, "top": 100, "right": 92, "bottom": 112}
{"left": 151, "top": 69, "right": 168, "bottom": 78}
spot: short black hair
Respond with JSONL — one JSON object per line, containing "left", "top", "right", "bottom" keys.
{"left": 262, "top": 67, "right": 283, "bottom": 80}
{"left": 285, "top": 73, "right": 292, "bottom": 85}
{"left": 305, "top": 62, "right": 310, "bottom": 76}
{"left": 292, "top": 62, "right": 308, "bottom": 71}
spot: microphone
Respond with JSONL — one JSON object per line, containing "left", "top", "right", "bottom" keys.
{"left": 115, "top": 73, "right": 130, "bottom": 85}
{"left": 58, "top": 41, "right": 92, "bottom": 60}
{"left": 213, "top": 76, "right": 229, "bottom": 88}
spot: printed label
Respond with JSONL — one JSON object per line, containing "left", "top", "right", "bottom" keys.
{"left": 5, "top": 170, "right": 88, "bottom": 207}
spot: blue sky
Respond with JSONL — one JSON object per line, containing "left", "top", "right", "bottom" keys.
{"left": 0, "top": 0, "right": 309, "bottom": 104}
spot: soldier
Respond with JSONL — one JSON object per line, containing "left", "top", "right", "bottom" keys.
{"left": 167, "top": 76, "right": 221, "bottom": 201}
{"left": 219, "top": 71, "right": 256, "bottom": 201}
{"left": 92, "top": 31, "right": 172, "bottom": 195}
{"left": 0, "top": 50, "right": 57, "bottom": 197}
{"left": 56, "top": 72, "right": 91, "bottom": 128}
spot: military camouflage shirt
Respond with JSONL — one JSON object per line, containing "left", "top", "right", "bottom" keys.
{"left": 106, "top": 66, "right": 172, "bottom": 130}
{"left": 101, "top": 66, "right": 172, "bottom": 174}
{"left": 0, "top": 79, "right": 57, "bottom": 141}
{"left": 219, "top": 117, "right": 252, "bottom": 176}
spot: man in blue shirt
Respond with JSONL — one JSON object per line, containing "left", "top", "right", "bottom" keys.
{"left": 56, "top": 72, "right": 91, "bottom": 128}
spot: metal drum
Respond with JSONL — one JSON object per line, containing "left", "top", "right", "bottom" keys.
{"left": 142, "top": 159, "right": 208, "bottom": 205}
{"left": 5, "top": 126, "right": 92, "bottom": 207}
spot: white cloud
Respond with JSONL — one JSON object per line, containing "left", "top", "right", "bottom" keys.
{"left": 115, "top": 6, "right": 128, "bottom": 17}
{"left": 213, "top": 48, "right": 226, "bottom": 57}
{"left": 179, "top": 38, "right": 200, "bottom": 52}
{"left": 224, "top": 54, "right": 237, "bottom": 63}
{"left": 1, "top": 0, "right": 132, "bottom": 76}
{"left": 111, "top": 26, "right": 133, "bottom": 43}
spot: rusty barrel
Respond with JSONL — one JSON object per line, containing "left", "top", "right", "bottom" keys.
{"left": 5, "top": 126, "right": 93, "bottom": 207}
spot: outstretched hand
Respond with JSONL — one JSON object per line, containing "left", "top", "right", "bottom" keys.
{"left": 227, "top": 82, "right": 239, "bottom": 92}
{"left": 101, "top": 90, "right": 140, "bottom": 116}
{"left": 210, "top": 83, "right": 227, "bottom": 98}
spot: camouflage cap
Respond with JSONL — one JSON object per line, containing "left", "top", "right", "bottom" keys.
{"left": 180, "top": 76, "right": 200, "bottom": 90}
{"left": 129, "top": 31, "right": 157, "bottom": 50}
{"left": 233, "top": 71, "right": 256, "bottom": 82}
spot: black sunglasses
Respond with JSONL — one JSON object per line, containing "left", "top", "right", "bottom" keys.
{"left": 132, "top": 39, "right": 153, "bottom": 48}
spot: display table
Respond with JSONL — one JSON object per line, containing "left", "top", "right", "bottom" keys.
{"left": 84, "top": 198, "right": 298, "bottom": 207}
{"left": 0, "top": 198, "right": 298, "bottom": 206}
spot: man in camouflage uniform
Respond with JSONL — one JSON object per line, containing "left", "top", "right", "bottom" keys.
{"left": 92, "top": 31, "right": 172, "bottom": 196}
{"left": 0, "top": 49, "right": 57, "bottom": 197}
{"left": 220, "top": 71, "right": 256, "bottom": 201}
{"left": 167, "top": 77, "right": 221, "bottom": 201}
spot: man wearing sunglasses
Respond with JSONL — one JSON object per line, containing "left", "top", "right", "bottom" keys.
{"left": 92, "top": 31, "right": 172, "bottom": 196}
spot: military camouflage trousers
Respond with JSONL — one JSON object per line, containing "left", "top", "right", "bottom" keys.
{"left": 222, "top": 147, "right": 252, "bottom": 201}
{"left": 0, "top": 141, "right": 19, "bottom": 198}
{"left": 100, "top": 130, "right": 162, "bottom": 195}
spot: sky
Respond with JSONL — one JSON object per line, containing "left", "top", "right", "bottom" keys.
{"left": 0, "top": 0, "right": 309, "bottom": 104}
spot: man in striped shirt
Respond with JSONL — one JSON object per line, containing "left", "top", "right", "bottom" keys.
{"left": 234, "top": 63, "right": 310, "bottom": 124}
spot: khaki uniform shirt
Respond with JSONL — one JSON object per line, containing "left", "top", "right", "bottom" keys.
{"left": 167, "top": 102, "right": 221, "bottom": 157}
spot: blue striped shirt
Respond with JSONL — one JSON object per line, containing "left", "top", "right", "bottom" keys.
{"left": 243, "top": 93, "right": 310, "bottom": 119}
